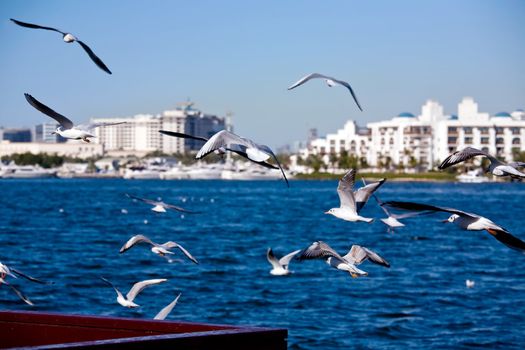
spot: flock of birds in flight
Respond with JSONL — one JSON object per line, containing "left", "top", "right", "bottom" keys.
{"left": 2, "top": 18, "right": 525, "bottom": 318}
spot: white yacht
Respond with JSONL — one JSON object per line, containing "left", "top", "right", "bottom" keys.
{"left": 0, "top": 164, "right": 56, "bottom": 179}
{"left": 456, "top": 169, "right": 489, "bottom": 183}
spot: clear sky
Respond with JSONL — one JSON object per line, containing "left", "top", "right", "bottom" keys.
{"left": 1, "top": 0, "right": 524, "bottom": 148}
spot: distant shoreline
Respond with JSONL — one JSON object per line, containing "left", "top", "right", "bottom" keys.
{"left": 293, "top": 172, "right": 458, "bottom": 182}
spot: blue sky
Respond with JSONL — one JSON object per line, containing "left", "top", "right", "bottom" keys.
{"left": 0, "top": 0, "right": 524, "bottom": 147}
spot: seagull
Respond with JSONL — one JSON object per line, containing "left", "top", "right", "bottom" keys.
{"left": 296, "top": 241, "right": 389, "bottom": 278}
{"left": 382, "top": 201, "right": 525, "bottom": 252}
{"left": 154, "top": 293, "right": 182, "bottom": 320}
{"left": 466, "top": 279, "right": 475, "bottom": 288}
{"left": 120, "top": 234, "right": 198, "bottom": 264}
{"left": 100, "top": 277, "right": 167, "bottom": 308}
{"left": 10, "top": 18, "right": 112, "bottom": 74}
{"left": 24, "top": 94, "right": 124, "bottom": 142}
{"left": 325, "top": 169, "right": 386, "bottom": 223}
{"left": 288, "top": 73, "right": 362, "bottom": 111}
{"left": 160, "top": 130, "right": 289, "bottom": 187}
{"left": 439, "top": 147, "right": 525, "bottom": 178}
{"left": 159, "top": 130, "right": 281, "bottom": 171}
{"left": 0, "top": 262, "right": 52, "bottom": 305}
{"left": 125, "top": 194, "right": 200, "bottom": 214}
{"left": 266, "top": 248, "right": 301, "bottom": 276}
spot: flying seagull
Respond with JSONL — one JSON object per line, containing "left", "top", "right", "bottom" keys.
{"left": 296, "top": 241, "right": 389, "bottom": 278}
{"left": 288, "top": 73, "right": 363, "bottom": 111}
{"left": 382, "top": 201, "right": 525, "bottom": 252}
{"left": 192, "top": 130, "right": 289, "bottom": 187}
{"left": 266, "top": 248, "right": 301, "bottom": 276}
{"left": 439, "top": 147, "right": 525, "bottom": 178}
{"left": 100, "top": 277, "right": 167, "bottom": 308}
{"left": 125, "top": 194, "right": 200, "bottom": 214}
{"left": 120, "top": 234, "right": 198, "bottom": 264}
{"left": 325, "top": 169, "right": 386, "bottom": 223}
{"left": 0, "top": 262, "right": 52, "bottom": 305}
{"left": 24, "top": 94, "right": 124, "bottom": 142}
{"left": 159, "top": 130, "right": 280, "bottom": 171}
{"left": 10, "top": 18, "right": 112, "bottom": 74}
{"left": 154, "top": 293, "right": 182, "bottom": 320}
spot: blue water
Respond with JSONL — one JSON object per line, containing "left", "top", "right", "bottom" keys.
{"left": 1, "top": 179, "right": 525, "bottom": 349}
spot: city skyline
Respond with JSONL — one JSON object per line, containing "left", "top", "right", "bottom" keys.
{"left": 1, "top": 0, "right": 524, "bottom": 148}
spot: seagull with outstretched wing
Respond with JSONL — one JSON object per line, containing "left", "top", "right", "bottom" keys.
{"left": 120, "top": 234, "right": 198, "bottom": 264}
{"left": 11, "top": 18, "right": 112, "bottom": 74}
{"left": 382, "top": 201, "right": 525, "bottom": 252}
{"left": 288, "top": 73, "right": 362, "bottom": 111}
{"left": 154, "top": 293, "right": 182, "bottom": 320}
{"left": 125, "top": 194, "right": 200, "bottom": 214}
{"left": 266, "top": 248, "right": 301, "bottom": 276}
{"left": 24, "top": 94, "right": 124, "bottom": 142}
{"left": 100, "top": 277, "right": 167, "bottom": 308}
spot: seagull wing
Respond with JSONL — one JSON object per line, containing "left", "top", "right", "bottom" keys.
{"left": 162, "top": 242, "right": 198, "bottom": 264}
{"left": 287, "top": 73, "right": 328, "bottom": 90}
{"left": 159, "top": 130, "right": 208, "bottom": 142}
{"left": 342, "top": 245, "right": 367, "bottom": 265}
{"left": 337, "top": 169, "right": 357, "bottom": 211}
{"left": 11, "top": 268, "right": 53, "bottom": 285}
{"left": 257, "top": 144, "right": 290, "bottom": 187}
{"left": 354, "top": 178, "right": 386, "bottom": 213}
{"left": 76, "top": 40, "right": 112, "bottom": 74}
{"left": 361, "top": 246, "right": 390, "bottom": 267}
{"left": 10, "top": 18, "right": 64, "bottom": 34}
{"left": 509, "top": 161, "right": 525, "bottom": 169}
{"left": 438, "top": 147, "right": 490, "bottom": 169}
{"left": 196, "top": 130, "right": 248, "bottom": 159}
{"left": 125, "top": 193, "right": 160, "bottom": 206}
{"left": 227, "top": 145, "right": 279, "bottom": 169}
{"left": 278, "top": 249, "right": 301, "bottom": 268}
{"left": 5, "top": 282, "right": 34, "bottom": 306}
{"left": 161, "top": 203, "right": 201, "bottom": 214}
{"left": 80, "top": 121, "right": 126, "bottom": 131}
{"left": 381, "top": 201, "right": 478, "bottom": 219}
{"left": 119, "top": 235, "right": 155, "bottom": 253}
{"left": 154, "top": 293, "right": 182, "bottom": 320}
{"left": 266, "top": 248, "right": 283, "bottom": 270}
{"left": 24, "top": 93, "right": 74, "bottom": 129}
{"left": 485, "top": 228, "right": 525, "bottom": 252}
{"left": 126, "top": 279, "right": 167, "bottom": 302}
{"left": 331, "top": 77, "right": 363, "bottom": 111}
{"left": 296, "top": 241, "right": 344, "bottom": 261}
{"left": 100, "top": 277, "right": 124, "bottom": 299}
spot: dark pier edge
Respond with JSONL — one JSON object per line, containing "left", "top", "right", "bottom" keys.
{"left": 0, "top": 310, "right": 287, "bottom": 350}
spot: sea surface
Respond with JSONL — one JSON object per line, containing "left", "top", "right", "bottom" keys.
{"left": 1, "top": 179, "right": 525, "bottom": 349}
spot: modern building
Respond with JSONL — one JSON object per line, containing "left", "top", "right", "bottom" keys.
{"left": 299, "top": 97, "right": 525, "bottom": 170}
{"left": 91, "top": 101, "right": 226, "bottom": 155}
{"left": 0, "top": 128, "right": 32, "bottom": 142}
{"left": 34, "top": 123, "right": 67, "bottom": 143}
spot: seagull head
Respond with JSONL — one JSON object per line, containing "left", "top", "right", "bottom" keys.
{"left": 442, "top": 214, "right": 460, "bottom": 223}
{"left": 325, "top": 208, "right": 337, "bottom": 216}
{"left": 325, "top": 79, "right": 336, "bottom": 87}
{"left": 62, "top": 33, "right": 76, "bottom": 43}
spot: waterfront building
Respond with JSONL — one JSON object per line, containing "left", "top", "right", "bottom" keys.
{"left": 91, "top": 101, "right": 226, "bottom": 155}
{"left": 0, "top": 128, "right": 32, "bottom": 142}
{"left": 299, "top": 97, "right": 525, "bottom": 171}
{"left": 34, "top": 123, "right": 66, "bottom": 143}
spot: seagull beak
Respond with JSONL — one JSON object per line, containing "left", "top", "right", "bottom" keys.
{"left": 441, "top": 219, "right": 449, "bottom": 223}
{"left": 51, "top": 131, "right": 56, "bottom": 135}
{"left": 324, "top": 211, "right": 329, "bottom": 214}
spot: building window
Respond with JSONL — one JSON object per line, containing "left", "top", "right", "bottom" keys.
{"left": 496, "top": 137, "right": 504, "bottom": 145}
{"left": 496, "top": 127, "right": 504, "bottom": 135}
{"left": 448, "top": 127, "right": 457, "bottom": 134}
{"left": 464, "top": 127, "right": 473, "bottom": 134}
{"left": 464, "top": 137, "right": 473, "bottom": 144}
{"left": 479, "top": 127, "right": 489, "bottom": 134}
{"left": 511, "top": 128, "right": 520, "bottom": 135}
{"left": 481, "top": 137, "right": 489, "bottom": 144}
{"left": 448, "top": 137, "right": 457, "bottom": 144}
{"left": 512, "top": 138, "right": 520, "bottom": 145}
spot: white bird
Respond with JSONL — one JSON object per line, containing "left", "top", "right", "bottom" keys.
{"left": 120, "top": 234, "right": 199, "bottom": 264}
{"left": 10, "top": 18, "right": 112, "bottom": 74}
{"left": 187, "top": 130, "right": 289, "bottom": 187}
{"left": 0, "top": 262, "right": 52, "bottom": 305}
{"left": 24, "top": 94, "right": 125, "bottom": 142}
{"left": 288, "top": 73, "right": 363, "bottom": 111}
{"left": 439, "top": 147, "right": 525, "bottom": 178}
{"left": 382, "top": 201, "right": 525, "bottom": 252}
{"left": 126, "top": 194, "right": 200, "bottom": 214}
{"left": 100, "top": 277, "right": 167, "bottom": 308}
{"left": 296, "top": 241, "right": 389, "bottom": 278}
{"left": 266, "top": 248, "right": 301, "bottom": 276}
{"left": 326, "top": 169, "right": 385, "bottom": 223}
{"left": 154, "top": 293, "right": 182, "bottom": 320}
{"left": 466, "top": 279, "right": 475, "bottom": 288}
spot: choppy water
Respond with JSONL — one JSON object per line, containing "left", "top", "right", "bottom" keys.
{"left": 1, "top": 179, "right": 525, "bottom": 349}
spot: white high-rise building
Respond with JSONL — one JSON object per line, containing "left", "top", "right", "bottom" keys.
{"left": 91, "top": 101, "right": 226, "bottom": 155}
